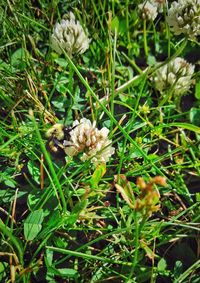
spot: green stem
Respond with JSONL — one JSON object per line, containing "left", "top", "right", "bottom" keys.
{"left": 0, "top": 219, "right": 24, "bottom": 266}
{"left": 46, "top": 246, "right": 132, "bottom": 266}
{"left": 30, "top": 113, "right": 67, "bottom": 213}
{"left": 62, "top": 50, "right": 167, "bottom": 177}
{"left": 126, "top": 212, "right": 142, "bottom": 282}
{"left": 143, "top": 19, "right": 148, "bottom": 58}
{"left": 68, "top": 65, "right": 74, "bottom": 95}
{"left": 110, "top": 28, "right": 117, "bottom": 131}
{"left": 126, "top": 0, "right": 131, "bottom": 56}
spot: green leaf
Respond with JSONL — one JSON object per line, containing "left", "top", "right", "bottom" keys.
{"left": 111, "top": 16, "right": 119, "bottom": 32}
{"left": 72, "top": 199, "right": 88, "bottom": 215}
{"left": 195, "top": 80, "right": 200, "bottom": 99}
{"left": 157, "top": 122, "right": 200, "bottom": 133}
{"left": 24, "top": 209, "right": 44, "bottom": 241}
{"left": 0, "top": 262, "right": 8, "bottom": 281}
{"left": 114, "top": 174, "right": 135, "bottom": 209}
{"left": 10, "top": 48, "right": 27, "bottom": 70}
{"left": 196, "top": 193, "right": 200, "bottom": 202}
{"left": 174, "top": 260, "right": 183, "bottom": 279}
{"left": 55, "top": 75, "right": 69, "bottom": 95}
{"left": 157, "top": 258, "right": 167, "bottom": 272}
{"left": 38, "top": 210, "right": 62, "bottom": 239}
{"left": 4, "top": 179, "right": 16, "bottom": 188}
{"left": 57, "top": 268, "right": 78, "bottom": 278}
{"left": 27, "top": 160, "right": 40, "bottom": 184}
{"left": 54, "top": 58, "right": 68, "bottom": 68}
{"left": 66, "top": 200, "right": 88, "bottom": 226}
{"left": 147, "top": 55, "right": 156, "bottom": 66}
{"left": 189, "top": 108, "right": 200, "bottom": 127}
{"left": 0, "top": 59, "right": 9, "bottom": 71}
{"left": 89, "top": 163, "right": 106, "bottom": 190}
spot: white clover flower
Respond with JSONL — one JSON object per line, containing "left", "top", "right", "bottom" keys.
{"left": 167, "top": 0, "right": 200, "bottom": 39}
{"left": 138, "top": 1, "right": 158, "bottom": 20}
{"left": 63, "top": 118, "right": 115, "bottom": 165}
{"left": 51, "top": 12, "right": 90, "bottom": 57}
{"left": 154, "top": 57, "right": 195, "bottom": 95}
{"left": 153, "top": 0, "right": 166, "bottom": 12}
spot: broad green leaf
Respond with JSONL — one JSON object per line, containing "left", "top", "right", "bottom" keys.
{"left": 27, "top": 160, "right": 40, "bottom": 184}
{"left": 147, "top": 55, "right": 156, "bottom": 66}
{"left": 54, "top": 58, "right": 68, "bottom": 68}
{"left": 10, "top": 48, "right": 27, "bottom": 70}
{"left": 174, "top": 260, "right": 183, "bottom": 279}
{"left": 89, "top": 163, "right": 106, "bottom": 190}
{"left": 57, "top": 268, "right": 78, "bottom": 278}
{"left": 189, "top": 108, "right": 200, "bottom": 126}
{"left": 71, "top": 199, "right": 88, "bottom": 215}
{"left": 4, "top": 179, "right": 16, "bottom": 188}
{"left": 38, "top": 210, "right": 63, "bottom": 239}
{"left": 195, "top": 80, "right": 200, "bottom": 99}
{"left": 196, "top": 193, "right": 200, "bottom": 202}
{"left": 157, "top": 258, "right": 167, "bottom": 272}
{"left": 45, "top": 261, "right": 77, "bottom": 279}
{"left": 0, "top": 262, "right": 8, "bottom": 281}
{"left": 111, "top": 16, "right": 119, "bottom": 32}
{"left": 67, "top": 200, "right": 88, "bottom": 226}
{"left": 0, "top": 59, "right": 9, "bottom": 71}
{"left": 24, "top": 209, "right": 44, "bottom": 241}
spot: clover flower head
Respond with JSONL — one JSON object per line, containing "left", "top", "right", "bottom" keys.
{"left": 154, "top": 57, "right": 195, "bottom": 95}
{"left": 153, "top": 0, "right": 166, "bottom": 12}
{"left": 138, "top": 0, "right": 166, "bottom": 20}
{"left": 167, "top": 0, "right": 200, "bottom": 39}
{"left": 138, "top": 1, "right": 158, "bottom": 20}
{"left": 63, "top": 118, "right": 115, "bottom": 165}
{"left": 51, "top": 12, "right": 90, "bottom": 57}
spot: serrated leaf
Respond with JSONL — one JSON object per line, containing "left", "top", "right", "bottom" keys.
{"left": 24, "top": 209, "right": 44, "bottom": 241}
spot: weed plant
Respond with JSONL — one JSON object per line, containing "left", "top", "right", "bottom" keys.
{"left": 0, "top": 1, "right": 200, "bottom": 282}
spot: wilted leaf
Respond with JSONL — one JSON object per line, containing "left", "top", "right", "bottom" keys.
{"left": 114, "top": 174, "right": 135, "bottom": 208}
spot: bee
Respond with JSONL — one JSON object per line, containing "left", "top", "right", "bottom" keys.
{"left": 46, "top": 123, "right": 75, "bottom": 158}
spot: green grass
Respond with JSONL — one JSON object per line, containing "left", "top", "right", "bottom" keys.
{"left": 0, "top": 1, "right": 200, "bottom": 282}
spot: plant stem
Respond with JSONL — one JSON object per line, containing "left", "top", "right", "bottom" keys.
{"left": 30, "top": 112, "right": 67, "bottom": 213}
{"left": 144, "top": 19, "right": 148, "bottom": 58}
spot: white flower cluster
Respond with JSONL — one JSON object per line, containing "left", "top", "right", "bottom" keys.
{"left": 51, "top": 12, "right": 90, "bottom": 57}
{"left": 138, "top": 0, "right": 165, "bottom": 21}
{"left": 63, "top": 118, "right": 115, "bottom": 165}
{"left": 167, "top": 0, "right": 200, "bottom": 39}
{"left": 154, "top": 57, "right": 195, "bottom": 95}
